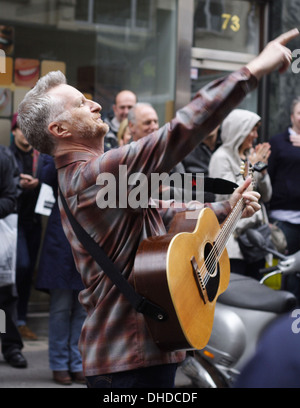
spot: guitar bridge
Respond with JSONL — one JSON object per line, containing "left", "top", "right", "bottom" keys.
{"left": 191, "top": 256, "right": 209, "bottom": 304}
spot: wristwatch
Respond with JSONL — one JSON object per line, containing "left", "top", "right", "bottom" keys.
{"left": 253, "top": 161, "right": 268, "bottom": 172}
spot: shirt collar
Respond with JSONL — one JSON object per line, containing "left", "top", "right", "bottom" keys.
{"left": 288, "top": 127, "right": 296, "bottom": 135}
{"left": 55, "top": 150, "right": 99, "bottom": 170}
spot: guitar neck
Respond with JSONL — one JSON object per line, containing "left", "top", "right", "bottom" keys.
{"left": 215, "top": 197, "right": 245, "bottom": 256}
{"left": 215, "top": 159, "right": 254, "bottom": 256}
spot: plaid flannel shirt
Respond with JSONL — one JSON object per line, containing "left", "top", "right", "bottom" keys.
{"left": 55, "top": 67, "right": 257, "bottom": 376}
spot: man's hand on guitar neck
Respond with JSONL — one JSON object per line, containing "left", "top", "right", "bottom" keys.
{"left": 229, "top": 177, "right": 261, "bottom": 219}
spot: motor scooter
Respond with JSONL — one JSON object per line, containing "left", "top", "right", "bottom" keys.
{"left": 180, "top": 229, "right": 299, "bottom": 388}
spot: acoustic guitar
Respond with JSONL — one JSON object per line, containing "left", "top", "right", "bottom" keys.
{"left": 133, "top": 163, "right": 251, "bottom": 351}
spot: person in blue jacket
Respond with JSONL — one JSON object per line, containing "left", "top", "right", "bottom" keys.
{"left": 36, "top": 154, "right": 86, "bottom": 385}
{"left": 268, "top": 97, "right": 300, "bottom": 303}
{"left": 10, "top": 113, "right": 45, "bottom": 340}
{"left": 235, "top": 312, "right": 300, "bottom": 388}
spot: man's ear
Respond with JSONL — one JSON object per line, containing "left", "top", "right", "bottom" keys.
{"left": 48, "top": 121, "right": 71, "bottom": 138}
{"left": 128, "top": 120, "right": 134, "bottom": 132}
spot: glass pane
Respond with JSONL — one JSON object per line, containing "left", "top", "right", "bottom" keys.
{"left": 94, "top": 0, "right": 177, "bottom": 125}
{"left": 136, "top": 0, "right": 153, "bottom": 28}
{"left": 75, "top": 0, "right": 90, "bottom": 22}
{"left": 193, "top": 0, "right": 260, "bottom": 54}
{"left": 94, "top": 1, "right": 131, "bottom": 27}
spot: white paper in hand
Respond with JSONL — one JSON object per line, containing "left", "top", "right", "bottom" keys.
{"left": 35, "top": 183, "right": 56, "bottom": 216}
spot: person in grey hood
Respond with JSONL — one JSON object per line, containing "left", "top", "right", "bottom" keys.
{"left": 209, "top": 109, "right": 272, "bottom": 279}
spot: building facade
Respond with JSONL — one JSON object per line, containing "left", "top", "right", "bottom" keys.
{"left": 0, "top": 0, "right": 299, "bottom": 145}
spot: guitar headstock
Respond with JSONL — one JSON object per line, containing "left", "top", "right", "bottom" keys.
{"left": 240, "top": 159, "right": 255, "bottom": 188}
{"left": 240, "top": 160, "right": 254, "bottom": 178}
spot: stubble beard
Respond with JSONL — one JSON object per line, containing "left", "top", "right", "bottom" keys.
{"left": 74, "top": 120, "right": 109, "bottom": 140}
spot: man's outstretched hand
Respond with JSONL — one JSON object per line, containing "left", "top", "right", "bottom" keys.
{"left": 246, "top": 28, "right": 299, "bottom": 80}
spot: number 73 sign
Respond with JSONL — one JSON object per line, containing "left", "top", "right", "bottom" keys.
{"left": 222, "top": 13, "right": 241, "bottom": 32}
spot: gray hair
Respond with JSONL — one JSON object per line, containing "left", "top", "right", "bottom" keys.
{"left": 17, "top": 70, "right": 67, "bottom": 155}
{"left": 127, "top": 102, "right": 154, "bottom": 124}
{"left": 290, "top": 97, "right": 300, "bottom": 115}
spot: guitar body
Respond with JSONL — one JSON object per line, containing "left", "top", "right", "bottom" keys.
{"left": 133, "top": 207, "right": 230, "bottom": 351}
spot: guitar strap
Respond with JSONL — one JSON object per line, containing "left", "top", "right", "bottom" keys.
{"left": 58, "top": 186, "right": 168, "bottom": 323}
{"left": 163, "top": 175, "right": 238, "bottom": 200}
{"left": 203, "top": 177, "right": 238, "bottom": 194}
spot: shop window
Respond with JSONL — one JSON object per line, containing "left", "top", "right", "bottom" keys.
{"left": 193, "top": 0, "right": 260, "bottom": 54}
{"left": 0, "top": 0, "right": 177, "bottom": 145}
{"left": 190, "top": 0, "right": 263, "bottom": 112}
{"left": 75, "top": 0, "right": 154, "bottom": 31}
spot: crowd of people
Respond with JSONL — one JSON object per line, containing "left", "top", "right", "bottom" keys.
{"left": 0, "top": 28, "right": 299, "bottom": 388}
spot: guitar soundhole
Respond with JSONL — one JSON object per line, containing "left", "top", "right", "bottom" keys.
{"left": 204, "top": 243, "right": 217, "bottom": 277}
{"left": 204, "top": 242, "right": 220, "bottom": 302}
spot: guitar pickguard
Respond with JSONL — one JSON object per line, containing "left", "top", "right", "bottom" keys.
{"left": 191, "top": 242, "right": 220, "bottom": 304}
{"left": 191, "top": 256, "right": 208, "bottom": 304}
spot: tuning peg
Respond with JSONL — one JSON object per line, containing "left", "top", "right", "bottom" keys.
{"left": 240, "top": 162, "right": 245, "bottom": 175}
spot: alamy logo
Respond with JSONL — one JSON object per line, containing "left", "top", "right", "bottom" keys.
{"left": 95, "top": 166, "right": 204, "bottom": 218}
{"left": 291, "top": 309, "right": 300, "bottom": 334}
{"left": 0, "top": 50, "right": 5, "bottom": 73}
{"left": 292, "top": 49, "right": 300, "bottom": 74}
{"left": 0, "top": 309, "right": 6, "bottom": 333}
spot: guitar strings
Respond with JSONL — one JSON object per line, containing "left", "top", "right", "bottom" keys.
{"left": 207, "top": 171, "right": 254, "bottom": 283}
{"left": 201, "top": 200, "right": 243, "bottom": 285}
{"left": 203, "top": 199, "right": 244, "bottom": 283}
{"left": 198, "top": 164, "right": 254, "bottom": 285}
{"left": 198, "top": 197, "right": 245, "bottom": 286}
{"left": 207, "top": 199, "right": 243, "bottom": 281}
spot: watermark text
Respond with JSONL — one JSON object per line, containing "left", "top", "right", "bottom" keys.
{"left": 95, "top": 165, "right": 204, "bottom": 219}
{"left": 292, "top": 49, "right": 300, "bottom": 73}
{"left": 292, "top": 309, "right": 300, "bottom": 334}
{"left": 0, "top": 309, "right": 6, "bottom": 333}
{"left": 0, "top": 50, "right": 6, "bottom": 73}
